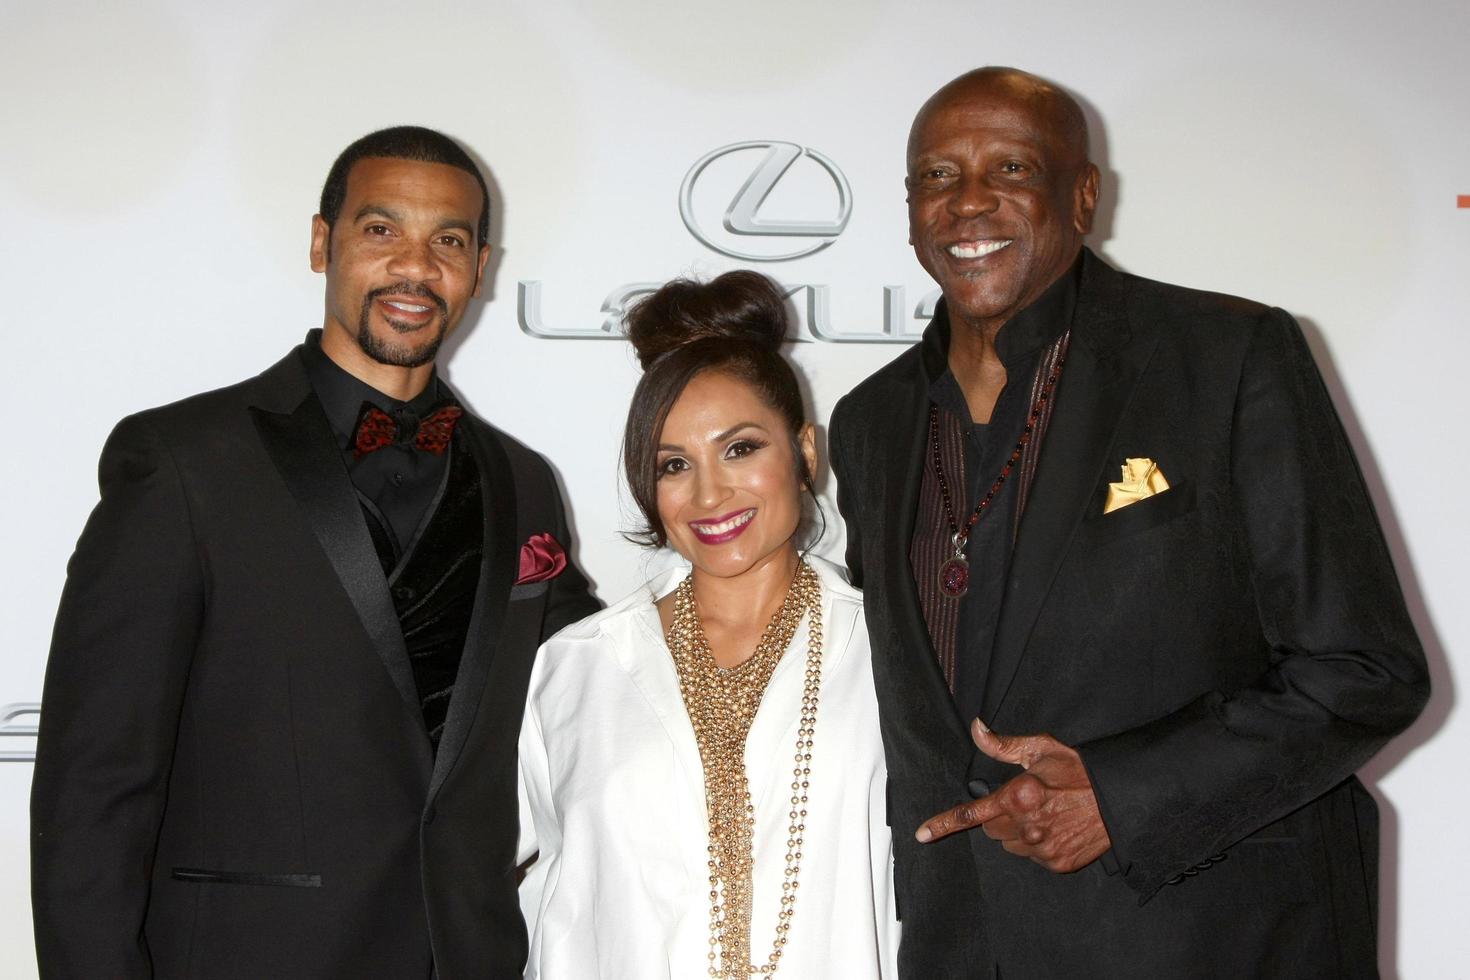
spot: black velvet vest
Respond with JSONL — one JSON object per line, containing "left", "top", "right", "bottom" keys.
{"left": 361, "top": 437, "right": 484, "bottom": 750}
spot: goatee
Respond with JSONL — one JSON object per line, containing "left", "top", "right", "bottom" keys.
{"left": 357, "top": 282, "right": 450, "bottom": 368}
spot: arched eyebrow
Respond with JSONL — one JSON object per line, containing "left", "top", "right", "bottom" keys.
{"left": 713, "top": 422, "right": 768, "bottom": 442}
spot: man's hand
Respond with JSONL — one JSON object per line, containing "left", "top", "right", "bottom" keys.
{"left": 915, "top": 719, "right": 1112, "bottom": 874}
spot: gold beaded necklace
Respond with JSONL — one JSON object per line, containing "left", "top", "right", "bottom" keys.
{"left": 666, "top": 559, "right": 823, "bottom": 978}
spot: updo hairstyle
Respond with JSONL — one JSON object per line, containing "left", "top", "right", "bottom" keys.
{"left": 622, "top": 270, "right": 812, "bottom": 549}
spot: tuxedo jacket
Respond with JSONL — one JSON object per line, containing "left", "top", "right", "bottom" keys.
{"left": 31, "top": 343, "right": 598, "bottom": 979}
{"left": 829, "top": 250, "right": 1428, "bottom": 979}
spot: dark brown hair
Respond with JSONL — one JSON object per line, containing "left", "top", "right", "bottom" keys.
{"left": 622, "top": 270, "right": 813, "bottom": 548}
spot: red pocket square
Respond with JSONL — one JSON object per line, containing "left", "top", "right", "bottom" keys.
{"left": 516, "top": 533, "right": 567, "bottom": 585}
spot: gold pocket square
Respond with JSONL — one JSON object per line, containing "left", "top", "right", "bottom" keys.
{"left": 1104, "top": 458, "right": 1169, "bottom": 514}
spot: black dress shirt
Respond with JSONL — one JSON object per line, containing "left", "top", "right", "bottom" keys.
{"left": 300, "top": 330, "right": 454, "bottom": 562}
{"left": 912, "top": 256, "right": 1080, "bottom": 721}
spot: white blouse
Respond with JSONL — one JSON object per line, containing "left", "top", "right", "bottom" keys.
{"left": 517, "top": 556, "right": 899, "bottom": 979}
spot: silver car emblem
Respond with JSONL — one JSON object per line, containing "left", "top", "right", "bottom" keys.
{"left": 679, "top": 140, "right": 853, "bottom": 262}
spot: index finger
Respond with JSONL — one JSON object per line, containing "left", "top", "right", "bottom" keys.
{"left": 915, "top": 794, "right": 1003, "bottom": 843}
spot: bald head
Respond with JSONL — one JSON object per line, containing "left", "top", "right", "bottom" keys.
{"left": 908, "top": 67, "right": 1090, "bottom": 171}
{"left": 903, "top": 65, "right": 1100, "bottom": 339}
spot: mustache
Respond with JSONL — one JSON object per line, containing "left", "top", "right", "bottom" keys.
{"left": 366, "top": 281, "right": 449, "bottom": 316}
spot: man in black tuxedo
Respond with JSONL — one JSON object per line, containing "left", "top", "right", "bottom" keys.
{"left": 830, "top": 68, "right": 1428, "bottom": 978}
{"left": 30, "top": 126, "right": 598, "bottom": 979}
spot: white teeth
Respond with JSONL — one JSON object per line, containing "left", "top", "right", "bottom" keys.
{"left": 948, "top": 240, "right": 1012, "bottom": 259}
{"left": 694, "top": 509, "right": 756, "bottom": 535}
{"left": 386, "top": 301, "right": 431, "bottom": 313}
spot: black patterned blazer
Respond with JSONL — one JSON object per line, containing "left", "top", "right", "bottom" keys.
{"left": 830, "top": 249, "right": 1428, "bottom": 979}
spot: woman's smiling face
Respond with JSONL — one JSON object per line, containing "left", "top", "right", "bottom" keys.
{"left": 654, "top": 370, "right": 815, "bottom": 581}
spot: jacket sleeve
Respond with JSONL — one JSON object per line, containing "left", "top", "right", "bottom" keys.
{"left": 829, "top": 399, "right": 866, "bottom": 589}
{"left": 1078, "top": 308, "right": 1429, "bottom": 898}
{"left": 30, "top": 415, "right": 205, "bottom": 978}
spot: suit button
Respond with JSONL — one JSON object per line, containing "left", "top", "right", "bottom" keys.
{"left": 423, "top": 805, "right": 437, "bottom": 825}
{"left": 967, "top": 778, "right": 991, "bottom": 799}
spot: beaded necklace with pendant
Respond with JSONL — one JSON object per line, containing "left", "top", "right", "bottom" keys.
{"left": 931, "top": 331, "right": 1070, "bottom": 599}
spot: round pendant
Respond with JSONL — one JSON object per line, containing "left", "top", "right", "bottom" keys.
{"left": 939, "top": 556, "right": 970, "bottom": 598}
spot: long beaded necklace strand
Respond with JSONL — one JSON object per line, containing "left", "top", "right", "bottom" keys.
{"left": 931, "top": 330, "right": 1071, "bottom": 599}
{"left": 666, "top": 559, "right": 823, "bottom": 979}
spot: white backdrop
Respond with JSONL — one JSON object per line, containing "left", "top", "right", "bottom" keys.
{"left": 2, "top": 0, "right": 1465, "bottom": 975}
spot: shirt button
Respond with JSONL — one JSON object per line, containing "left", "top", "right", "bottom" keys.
{"left": 392, "top": 586, "right": 415, "bottom": 602}
{"left": 392, "top": 472, "right": 405, "bottom": 487}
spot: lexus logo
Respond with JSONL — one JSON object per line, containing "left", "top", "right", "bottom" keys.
{"left": 679, "top": 141, "right": 853, "bottom": 262}
{"left": 1, "top": 702, "right": 39, "bottom": 763}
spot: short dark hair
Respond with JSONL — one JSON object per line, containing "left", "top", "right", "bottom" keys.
{"left": 318, "top": 126, "right": 491, "bottom": 248}
{"left": 621, "top": 270, "right": 815, "bottom": 549}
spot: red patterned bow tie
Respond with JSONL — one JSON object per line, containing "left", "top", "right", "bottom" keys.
{"left": 352, "top": 402, "right": 464, "bottom": 458}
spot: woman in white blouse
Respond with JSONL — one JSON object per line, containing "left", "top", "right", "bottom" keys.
{"left": 517, "top": 271, "right": 899, "bottom": 979}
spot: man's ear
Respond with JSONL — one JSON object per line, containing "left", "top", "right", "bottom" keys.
{"left": 310, "top": 215, "right": 331, "bottom": 273}
{"left": 904, "top": 176, "right": 915, "bottom": 245}
{"left": 472, "top": 243, "right": 492, "bottom": 297}
{"left": 1073, "top": 164, "right": 1100, "bottom": 236}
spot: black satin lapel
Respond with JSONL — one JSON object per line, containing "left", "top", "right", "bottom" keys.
{"left": 428, "top": 421, "right": 517, "bottom": 797}
{"left": 983, "top": 282, "right": 1158, "bottom": 721}
{"left": 882, "top": 369, "right": 969, "bottom": 741}
{"left": 250, "top": 396, "right": 423, "bottom": 724}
